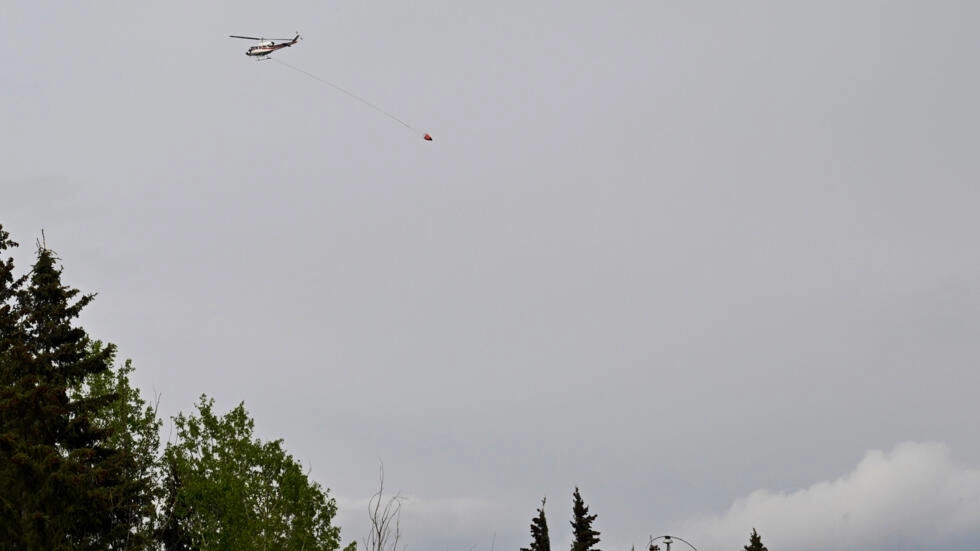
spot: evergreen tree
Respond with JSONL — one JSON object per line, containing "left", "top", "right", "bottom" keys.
{"left": 521, "top": 497, "right": 550, "bottom": 551}
{"left": 743, "top": 529, "right": 767, "bottom": 551}
{"left": 0, "top": 233, "right": 137, "bottom": 549}
{"left": 0, "top": 224, "right": 23, "bottom": 347}
{"left": 0, "top": 224, "right": 27, "bottom": 544}
{"left": 569, "top": 487, "right": 600, "bottom": 551}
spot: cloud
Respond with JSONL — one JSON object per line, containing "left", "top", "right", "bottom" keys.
{"left": 678, "top": 442, "right": 980, "bottom": 551}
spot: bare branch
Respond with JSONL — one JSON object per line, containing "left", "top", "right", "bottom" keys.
{"left": 364, "top": 461, "right": 406, "bottom": 551}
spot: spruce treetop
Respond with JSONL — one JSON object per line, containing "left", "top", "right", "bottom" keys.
{"left": 570, "top": 487, "right": 600, "bottom": 551}
{"left": 521, "top": 497, "right": 551, "bottom": 551}
{"left": 743, "top": 529, "right": 767, "bottom": 551}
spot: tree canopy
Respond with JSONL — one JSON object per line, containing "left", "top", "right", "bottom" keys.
{"left": 743, "top": 529, "right": 768, "bottom": 551}
{"left": 569, "top": 487, "right": 600, "bottom": 551}
{"left": 70, "top": 345, "right": 163, "bottom": 548}
{"left": 0, "top": 224, "right": 355, "bottom": 551}
{"left": 160, "top": 395, "right": 349, "bottom": 551}
{"left": 0, "top": 231, "right": 139, "bottom": 549}
{"left": 521, "top": 497, "right": 551, "bottom": 551}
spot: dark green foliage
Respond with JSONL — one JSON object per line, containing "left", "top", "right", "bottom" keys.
{"left": 521, "top": 497, "right": 550, "bottom": 551}
{"left": 0, "top": 224, "right": 25, "bottom": 545}
{"left": 0, "top": 233, "right": 138, "bottom": 549}
{"left": 569, "top": 488, "right": 600, "bottom": 551}
{"left": 743, "top": 529, "right": 767, "bottom": 551}
{"left": 158, "top": 454, "right": 197, "bottom": 551}
{"left": 0, "top": 225, "right": 23, "bottom": 349}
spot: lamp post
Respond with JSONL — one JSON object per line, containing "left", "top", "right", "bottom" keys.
{"left": 648, "top": 535, "right": 698, "bottom": 551}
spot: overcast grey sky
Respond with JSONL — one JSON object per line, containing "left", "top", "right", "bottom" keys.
{"left": 3, "top": 2, "right": 980, "bottom": 550}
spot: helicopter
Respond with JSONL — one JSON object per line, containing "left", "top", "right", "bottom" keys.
{"left": 229, "top": 32, "right": 433, "bottom": 142}
{"left": 229, "top": 33, "right": 301, "bottom": 59}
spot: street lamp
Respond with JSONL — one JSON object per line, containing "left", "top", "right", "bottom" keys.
{"left": 648, "top": 535, "right": 698, "bottom": 551}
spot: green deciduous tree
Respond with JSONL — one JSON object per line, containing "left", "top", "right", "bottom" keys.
{"left": 521, "top": 497, "right": 550, "bottom": 551}
{"left": 569, "top": 488, "right": 600, "bottom": 551}
{"left": 743, "top": 529, "right": 767, "bottom": 551}
{"left": 0, "top": 230, "right": 139, "bottom": 550}
{"left": 70, "top": 344, "right": 163, "bottom": 549}
{"left": 161, "top": 395, "right": 351, "bottom": 551}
